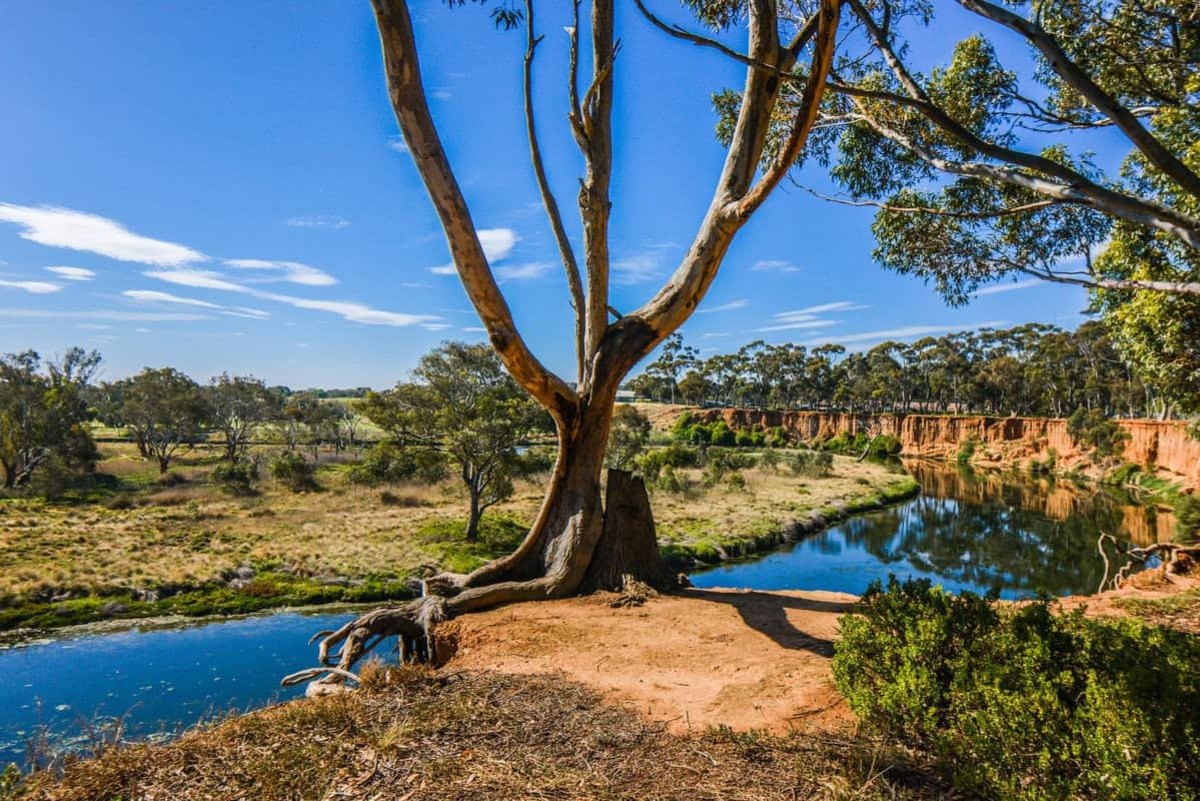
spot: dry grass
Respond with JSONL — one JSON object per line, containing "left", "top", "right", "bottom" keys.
{"left": 22, "top": 668, "right": 947, "bottom": 801}
{"left": 0, "top": 444, "right": 911, "bottom": 605}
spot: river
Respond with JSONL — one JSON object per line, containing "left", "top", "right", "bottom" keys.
{"left": 0, "top": 460, "right": 1164, "bottom": 765}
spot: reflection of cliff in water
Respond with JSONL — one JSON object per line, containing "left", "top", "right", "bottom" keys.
{"left": 903, "top": 459, "right": 1176, "bottom": 547}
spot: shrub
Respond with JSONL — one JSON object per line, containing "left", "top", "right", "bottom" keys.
{"left": 788, "top": 449, "right": 833, "bottom": 478}
{"left": 833, "top": 577, "right": 1200, "bottom": 801}
{"left": 157, "top": 471, "right": 188, "bottom": 487}
{"left": 1029, "top": 448, "right": 1058, "bottom": 476}
{"left": 1174, "top": 493, "right": 1200, "bottom": 543}
{"left": 269, "top": 452, "right": 318, "bottom": 492}
{"left": 636, "top": 444, "right": 700, "bottom": 482}
{"left": 210, "top": 460, "right": 258, "bottom": 495}
{"left": 652, "top": 465, "right": 687, "bottom": 494}
{"left": 725, "top": 471, "right": 747, "bottom": 491}
{"left": 820, "top": 432, "right": 900, "bottom": 458}
{"left": 765, "top": 426, "right": 790, "bottom": 448}
{"left": 955, "top": 437, "right": 980, "bottom": 465}
{"left": 758, "top": 448, "right": 781, "bottom": 473}
{"left": 1067, "top": 407, "right": 1130, "bottom": 465}
{"left": 1106, "top": 461, "right": 1142, "bottom": 486}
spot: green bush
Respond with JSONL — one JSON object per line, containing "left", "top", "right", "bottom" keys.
{"left": 269, "top": 452, "right": 318, "bottom": 492}
{"left": 833, "top": 578, "right": 1200, "bottom": 801}
{"left": 210, "top": 460, "right": 258, "bottom": 495}
{"left": 788, "top": 449, "right": 833, "bottom": 478}
{"left": 1173, "top": 493, "right": 1200, "bottom": 543}
{"left": 650, "top": 465, "right": 687, "bottom": 494}
{"left": 765, "top": 426, "right": 790, "bottom": 448}
{"left": 636, "top": 444, "right": 700, "bottom": 483}
{"left": 1029, "top": 448, "right": 1058, "bottom": 476}
{"left": 820, "top": 432, "right": 899, "bottom": 457}
{"left": 758, "top": 447, "right": 781, "bottom": 473}
{"left": 955, "top": 437, "right": 980, "bottom": 465}
{"left": 1067, "top": 407, "right": 1130, "bottom": 465}
{"left": 1106, "top": 461, "right": 1142, "bottom": 486}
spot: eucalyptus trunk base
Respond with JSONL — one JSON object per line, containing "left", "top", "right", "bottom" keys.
{"left": 283, "top": 468, "right": 680, "bottom": 691}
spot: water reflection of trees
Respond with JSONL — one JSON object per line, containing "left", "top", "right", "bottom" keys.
{"left": 835, "top": 463, "right": 1150, "bottom": 596}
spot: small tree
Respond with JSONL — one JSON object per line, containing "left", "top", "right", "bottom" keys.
{"left": 359, "top": 342, "right": 548, "bottom": 542}
{"left": 0, "top": 348, "right": 100, "bottom": 489}
{"left": 605, "top": 405, "right": 651, "bottom": 470}
{"left": 122, "top": 368, "right": 209, "bottom": 474}
{"left": 207, "top": 373, "right": 277, "bottom": 463}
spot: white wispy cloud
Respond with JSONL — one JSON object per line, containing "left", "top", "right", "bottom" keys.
{"left": 429, "top": 228, "right": 521, "bottom": 275}
{"left": 697, "top": 298, "right": 749, "bottom": 314}
{"left": 387, "top": 135, "right": 409, "bottom": 154}
{"left": 754, "top": 301, "right": 868, "bottom": 332}
{"left": 611, "top": 253, "right": 662, "bottom": 285}
{"left": 146, "top": 269, "right": 246, "bottom": 291}
{"left": 45, "top": 266, "right": 95, "bottom": 281}
{"left": 774, "top": 301, "right": 869, "bottom": 319}
{"left": 145, "top": 268, "right": 439, "bottom": 328}
{"left": 285, "top": 215, "right": 350, "bottom": 229}
{"left": 0, "top": 308, "right": 212, "bottom": 322}
{"left": 123, "top": 289, "right": 222, "bottom": 308}
{"left": 750, "top": 259, "right": 800, "bottom": 273}
{"left": 496, "top": 262, "right": 554, "bottom": 281}
{"left": 224, "top": 259, "right": 338, "bottom": 286}
{"left": 974, "top": 278, "right": 1043, "bottom": 296}
{"left": 0, "top": 277, "right": 63, "bottom": 294}
{"left": 462, "top": 326, "right": 487, "bottom": 333}
{"left": 0, "top": 203, "right": 205, "bottom": 266}
{"left": 756, "top": 318, "right": 841, "bottom": 332}
{"left": 123, "top": 289, "right": 272, "bottom": 320}
{"left": 815, "top": 322, "right": 1007, "bottom": 347}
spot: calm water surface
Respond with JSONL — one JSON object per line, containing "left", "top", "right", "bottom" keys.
{"left": 692, "top": 460, "right": 1162, "bottom": 598}
{"left": 0, "top": 611, "right": 360, "bottom": 763}
{"left": 0, "top": 461, "right": 1162, "bottom": 764}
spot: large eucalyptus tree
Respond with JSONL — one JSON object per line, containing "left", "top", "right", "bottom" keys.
{"left": 286, "top": 0, "right": 841, "bottom": 686}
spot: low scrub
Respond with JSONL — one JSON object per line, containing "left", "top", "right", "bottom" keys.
{"left": 268, "top": 452, "right": 318, "bottom": 492}
{"left": 209, "top": 460, "right": 258, "bottom": 495}
{"left": 669, "top": 411, "right": 764, "bottom": 448}
{"left": 820, "top": 432, "right": 902, "bottom": 458}
{"left": 787, "top": 449, "right": 833, "bottom": 478}
{"left": 833, "top": 577, "right": 1200, "bottom": 801}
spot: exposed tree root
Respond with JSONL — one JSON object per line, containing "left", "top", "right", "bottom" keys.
{"left": 1097, "top": 531, "right": 1200, "bottom": 593}
{"left": 284, "top": 469, "right": 682, "bottom": 692}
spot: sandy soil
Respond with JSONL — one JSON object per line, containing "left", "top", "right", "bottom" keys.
{"left": 443, "top": 573, "right": 1200, "bottom": 736}
{"left": 441, "top": 587, "right": 858, "bottom": 735}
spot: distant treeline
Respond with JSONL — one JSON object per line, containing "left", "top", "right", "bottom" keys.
{"left": 628, "top": 321, "right": 1181, "bottom": 419}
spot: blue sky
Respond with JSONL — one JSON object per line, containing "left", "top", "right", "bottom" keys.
{"left": 0, "top": 2, "right": 1109, "bottom": 389}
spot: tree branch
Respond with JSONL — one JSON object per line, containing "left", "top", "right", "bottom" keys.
{"left": 799, "top": 183, "right": 1059, "bottom": 218}
{"left": 580, "top": 0, "right": 617, "bottom": 387}
{"left": 956, "top": 0, "right": 1200, "bottom": 201}
{"left": 734, "top": 0, "right": 842, "bottom": 219}
{"left": 523, "top": 0, "right": 586, "bottom": 383}
{"left": 371, "top": 0, "right": 578, "bottom": 417}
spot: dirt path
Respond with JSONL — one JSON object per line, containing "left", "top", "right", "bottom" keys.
{"left": 441, "top": 587, "right": 858, "bottom": 735}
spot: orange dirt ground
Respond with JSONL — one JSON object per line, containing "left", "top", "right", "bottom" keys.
{"left": 441, "top": 573, "right": 1200, "bottom": 735}
{"left": 442, "top": 587, "right": 859, "bottom": 736}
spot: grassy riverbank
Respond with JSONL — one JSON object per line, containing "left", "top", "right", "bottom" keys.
{"left": 0, "top": 443, "right": 917, "bottom": 633}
